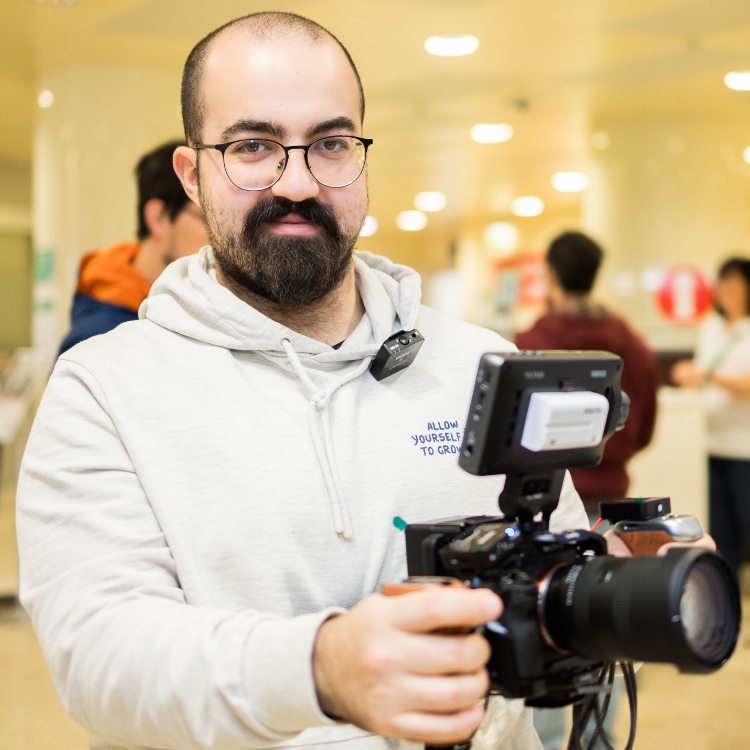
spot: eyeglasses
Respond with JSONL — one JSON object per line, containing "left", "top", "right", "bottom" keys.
{"left": 194, "top": 135, "right": 373, "bottom": 191}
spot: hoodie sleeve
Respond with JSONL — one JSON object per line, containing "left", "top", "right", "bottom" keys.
{"left": 16, "top": 360, "right": 339, "bottom": 750}
{"left": 549, "top": 471, "right": 590, "bottom": 533}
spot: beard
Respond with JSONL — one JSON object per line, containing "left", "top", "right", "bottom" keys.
{"left": 204, "top": 194, "right": 362, "bottom": 309}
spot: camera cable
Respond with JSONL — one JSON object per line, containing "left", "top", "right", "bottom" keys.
{"left": 565, "top": 660, "right": 637, "bottom": 750}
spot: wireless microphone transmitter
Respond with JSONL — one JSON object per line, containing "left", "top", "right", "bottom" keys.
{"left": 370, "top": 329, "right": 424, "bottom": 381}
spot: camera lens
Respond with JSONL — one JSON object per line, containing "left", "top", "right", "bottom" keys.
{"left": 398, "top": 336, "right": 411, "bottom": 346}
{"left": 680, "top": 556, "right": 736, "bottom": 663}
{"left": 540, "top": 548, "right": 740, "bottom": 673}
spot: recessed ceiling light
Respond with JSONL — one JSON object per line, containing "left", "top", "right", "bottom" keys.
{"left": 725, "top": 71, "right": 750, "bottom": 91}
{"left": 414, "top": 191, "right": 447, "bottom": 212}
{"left": 37, "top": 90, "right": 55, "bottom": 108}
{"left": 397, "top": 210, "right": 428, "bottom": 231}
{"left": 510, "top": 196, "right": 545, "bottom": 217}
{"left": 359, "top": 215, "right": 379, "bottom": 237}
{"left": 471, "top": 123, "right": 514, "bottom": 144}
{"left": 424, "top": 35, "right": 479, "bottom": 57}
{"left": 551, "top": 172, "right": 589, "bottom": 192}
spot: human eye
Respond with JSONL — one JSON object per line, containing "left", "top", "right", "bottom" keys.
{"left": 311, "top": 137, "right": 352, "bottom": 158}
{"left": 227, "top": 139, "right": 275, "bottom": 160}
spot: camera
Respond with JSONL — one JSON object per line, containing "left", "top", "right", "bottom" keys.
{"left": 399, "top": 351, "right": 741, "bottom": 709}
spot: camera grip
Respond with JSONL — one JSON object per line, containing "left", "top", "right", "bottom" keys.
{"left": 615, "top": 530, "right": 677, "bottom": 556}
{"left": 382, "top": 577, "right": 470, "bottom": 634}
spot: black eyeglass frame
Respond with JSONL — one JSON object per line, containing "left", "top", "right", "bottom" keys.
{"left": 193, "top": 135, "right": 374, "bottom": 191}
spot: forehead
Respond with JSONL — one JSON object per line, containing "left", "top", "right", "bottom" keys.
{"left": 200, "top": 30, "right": 361, "bottom": 140}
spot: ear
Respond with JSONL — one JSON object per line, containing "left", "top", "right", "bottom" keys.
{"left": 173, "top": 145, "right": 199, "bottom": 203}
{"left": 142, "top": 198, "right": 170, "bottom": 240}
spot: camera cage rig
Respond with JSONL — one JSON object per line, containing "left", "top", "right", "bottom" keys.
{"left": 401, "top": 351, "right": 740, "bottom": 750}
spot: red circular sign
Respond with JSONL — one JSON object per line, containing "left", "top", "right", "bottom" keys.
{"left": 656, "top": 265, "right": 713, "bottom": 325}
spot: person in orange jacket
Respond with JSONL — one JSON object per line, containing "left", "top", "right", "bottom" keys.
{"left": 58, "top": 140, "right": 208, "bottom": 355}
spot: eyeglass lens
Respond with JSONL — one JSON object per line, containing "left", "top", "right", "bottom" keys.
{"left": 222, "top": 136, "right": 367, "bottom": 190}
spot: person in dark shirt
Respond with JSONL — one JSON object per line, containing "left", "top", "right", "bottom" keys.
{"left": 516, "top": 230, "right": 659, "bottom": 511}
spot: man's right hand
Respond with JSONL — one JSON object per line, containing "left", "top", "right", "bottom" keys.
{"left": 312, "top": 586, "right": 503, "bottom": 745}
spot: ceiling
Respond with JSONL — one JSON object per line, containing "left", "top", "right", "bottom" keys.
{"left": 4, "top": 0, "right": 750, "bottom": 266}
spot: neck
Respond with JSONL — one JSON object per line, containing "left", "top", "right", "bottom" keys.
{"left": 549, "top": 291, "right": 596, "bottom": 315}
{"left": 131, "top": 236, "right": 168, "bottom": 284}
{"left": 216, "top": 261, "right": 364, "bottom": 346}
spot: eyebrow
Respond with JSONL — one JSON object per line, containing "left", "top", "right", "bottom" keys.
{"left": 305, "top": 116, "right": 358, "bottom": 139}
{"left": 219, "top": 120, "right": 285, "bottom": 142}
{"left": 218, "top": 116, "right": 359, "bottom": 144}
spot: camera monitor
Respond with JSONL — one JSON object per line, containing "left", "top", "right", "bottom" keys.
{"left": 459, "top": 350, "right": 627, "bottom": 476}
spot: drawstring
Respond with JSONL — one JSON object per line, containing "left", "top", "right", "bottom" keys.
{"left": 280, "top": 338, "right": 369, "bottom": 540}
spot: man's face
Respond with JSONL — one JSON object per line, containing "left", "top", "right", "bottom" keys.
{"left": 194, "top": 31, "right": 369, "bottom": 308}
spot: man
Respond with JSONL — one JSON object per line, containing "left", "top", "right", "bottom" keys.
{"left": 515, "top": 231, "right": 660, "bottom": 750}
{"left": 57, "top": 140, "right": 208, "bottom": 355}
{"left": 17, "top": 14, "right": 702, "bottom": 750}
{"left": 516, "top": 231, "right": 660, "bottom": 513}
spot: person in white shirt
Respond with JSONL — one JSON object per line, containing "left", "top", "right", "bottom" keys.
{"left": 672, "top": 256, "right": 750, "bottom": 577}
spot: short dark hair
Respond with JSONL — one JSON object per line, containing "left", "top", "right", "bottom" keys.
{"left": 716, "top": 256, "right": 750, "bottom": 317}
{"left": 546, "top": 231, "right": 604, "bottom": 293}
{"left": 180, "top": 11, "right": 366, "bottom": 147}
{"left": 135, "top": 140, "right": 190, "bottom": 240}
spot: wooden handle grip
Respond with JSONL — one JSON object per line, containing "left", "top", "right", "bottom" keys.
{"left": 616, "top": 530, "right": 676, "bottom": 556}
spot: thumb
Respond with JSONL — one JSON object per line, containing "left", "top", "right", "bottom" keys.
{"left": 383, "top": 586, "right": 502, "bottom": 633}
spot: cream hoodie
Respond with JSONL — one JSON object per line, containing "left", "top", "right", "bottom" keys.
{"left": 17, "top": 248, "right": 587, "bottom": 750}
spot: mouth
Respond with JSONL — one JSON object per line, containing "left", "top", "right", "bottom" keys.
{"left": 267, "top": 213, "right": 321, "bottom": 236}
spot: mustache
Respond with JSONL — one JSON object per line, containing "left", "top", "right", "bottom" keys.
{"left": 243, "top": 197, "right": 341, "bottom": 238}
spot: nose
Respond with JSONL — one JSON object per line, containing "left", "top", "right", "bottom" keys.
{"left": 271, "top": 147, "right": 320, "bottom": 203}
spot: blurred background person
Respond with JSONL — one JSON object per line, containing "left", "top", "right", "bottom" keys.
{"left": 57, "top": 140, "right": 208, "bottom": 355}
{"left": 516, "top": 231, "right": 660, "bottom": 513}
{"left": 671, "top": 256, "right": 750, "bottom": 580}
{"left": 515, "top": 230, "right": 661, "bottom": 750}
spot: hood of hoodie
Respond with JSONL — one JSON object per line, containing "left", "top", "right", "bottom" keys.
{"left": 141, "top": 246, "right": 422, "bottom": 366}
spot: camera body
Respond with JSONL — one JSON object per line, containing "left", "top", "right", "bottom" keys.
{"left": 399, "top": 351, "right": 740, "bottom": 707}
{"left": 404, "top": 514, "right": 611, "bottom": 705}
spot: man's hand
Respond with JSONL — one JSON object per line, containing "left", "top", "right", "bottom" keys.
{"left": 312, "top": 586, "right": 502, "bottom": 745}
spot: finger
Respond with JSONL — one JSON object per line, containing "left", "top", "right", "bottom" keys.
{"left": 657, "top": 535, "right": 717, "bottom": 556}
{"left": 603, "top": 529, "right": 632, "bottom": 558}
{"left": 392, "top": 703, "right": 486, "bottom": 746}
{"left": 397, "top": 670, "right": 490, "bottom": 713}
{"left": 395, "top": 630, "right": 492, "bottom": 675}
{"left": 384, "top": 587, "right": 502, "bottom": 633}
